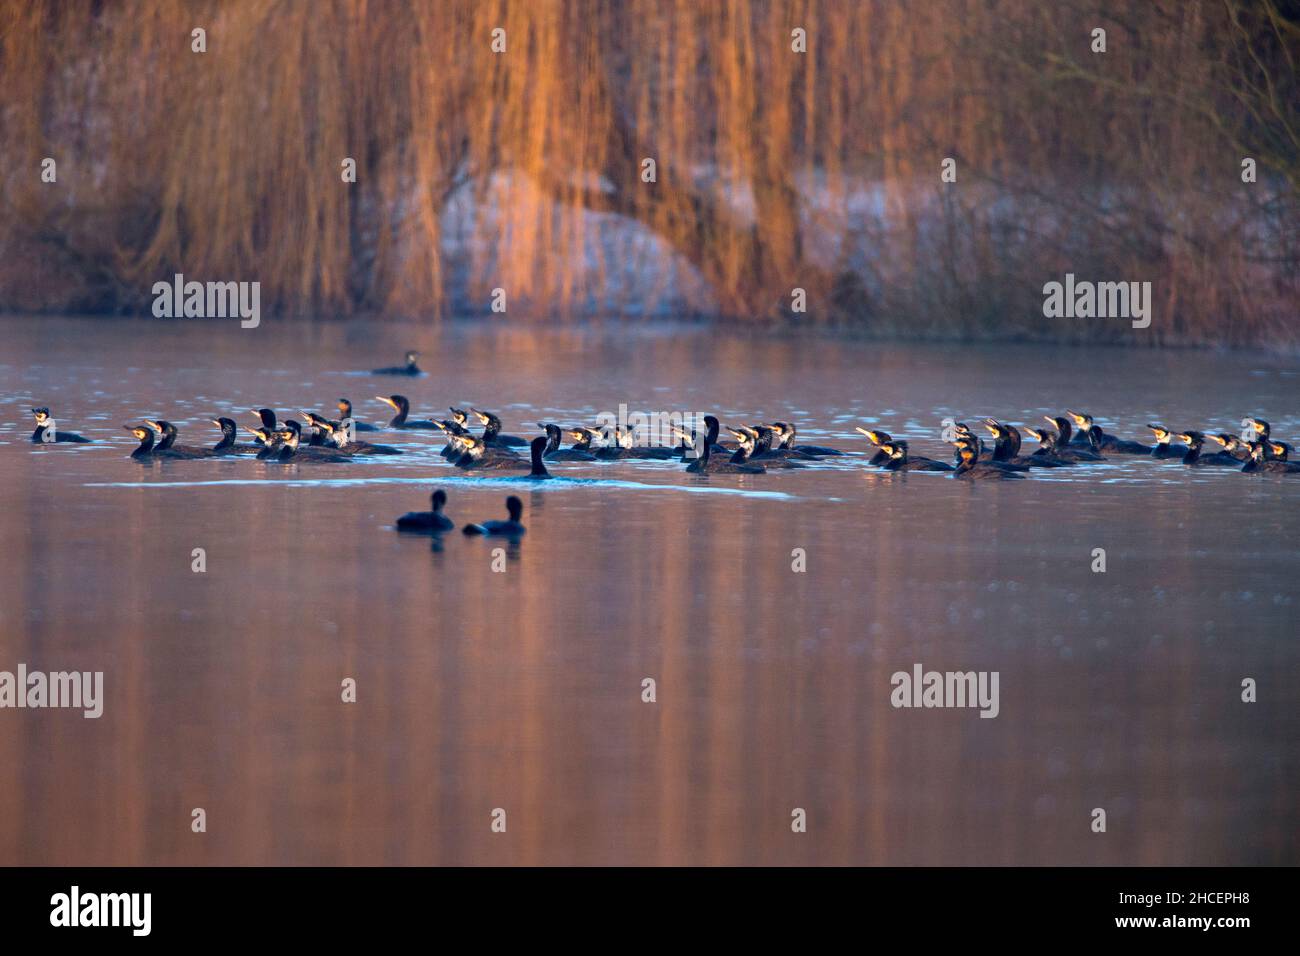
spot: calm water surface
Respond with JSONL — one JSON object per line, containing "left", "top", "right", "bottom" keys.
{"left": 1, "top": 316, "right": 1297, "bottom": 865}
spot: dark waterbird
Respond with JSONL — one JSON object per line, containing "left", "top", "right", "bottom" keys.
{"left": 372, "top": 351, "right": 422, "bottom": 376}
{"left": 30, "top": 407, "right": 91, "bottom": 444}
{"left": 375, "top": 395, "right": 438, "bottom": 429}
{"left": 396, "top": 489, "right": 455, "bottom": 532}
{"left": 463, "top": 495, "right": 527, "bottom": 536}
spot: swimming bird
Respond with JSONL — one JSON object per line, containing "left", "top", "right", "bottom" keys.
{"left": 981, "top": 420, "right": 1056, "bottom": 469}
{"left": 1269, "top": 441, "right": 1294, "bottom": 462}
{"left": 455, "top": 436, "right": 550, "bottom": 478}
{"left": 878, "top": 440, "right": 953, "bottom": 471}
{"left": 471, "top": 408, "right": 528, "bottom": 448}
{"left": 593, "top": 423, "right": 678, "bottom": 460}
{"left": 375, "top": 395, "right": 438, "bottom": 429}
{"left": 125, "top": 425, "right": 159, "bottom": 459}
{"left": 854, "top": 428, "right": 895, "bottom": 465}
{"left": 685, "top": 416, "right": 764, "bottom": 474}
{"left": 1040, "top": 416, "right": 1105, "bottom": 462}
{"left": 952, "top": 437, "right": 1024, "bottom": 479}
{"left": 248, "top": 426, "right": 283, "bottom": 459}
{"left": 1242, "top": 442, "right": 1300, "bottom": 475}
{"left": 540, "top": 423, "right": 598, "bottom": 462}
{"left": 463, "top": 495, "right": 527, "bottom": 535}
{"left": 30, "top": 408, "right": 92, "bottom": 444}
{"left": 144, "top": 420, "right": 213, "bottom": 459}
{"left": 770, "top": 421, "right": 844, "bottom": 456}
{"left": 729, "top": 426, "right": 804, "bottom": 468}
{"left": 1146, "top": 424, "right": 1187, "bottom": 459}
{"left": 269, "top": 421, "right": 352, "bottom": 463}
{"left": 250, "top": 408, "right": 278, "bottom": 441}
{"left": 1065, "top": 412, "right": 1150, "bottom": 454}
{"left": 372, "top": 351, "right": 422, "bottom": 376}
{"left": 434, "top": 419, "right": 473, "bottom": 459}
{"left": 396, "top": 489, "right": 455, "bottom": 532}
{"left": 752, "top": 424, "right": 819, "bottom": 460}
{"left": 1177, "top": 431, "right": 1238, "bottom": 466}
{"left": 210, "top": 417, "right": 257, "bottom": 454}
{"left": 1022, "top": 426, "right": 1095, "bottom": 465}
{"left": 316, "top": 419, "right": 402, "bottom": 455}
{"left": 1206, "top": 433, "right": 1253, "bottom": 462}
{"left": 336, "top": 399, "right": 379, "bottom": 432}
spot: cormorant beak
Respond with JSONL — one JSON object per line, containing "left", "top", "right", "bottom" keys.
{"left": 144, "top": 420, "right": 160, "bottom": 431}
{"left": 375, "top": 397, "right": 398, "bottom": 409}
{"left": 1270, "top": 443, "right": 1285, "bottom": 456}
{"left": 1066, "top": 411, "right": 1086, "bottom": 426}
{"left": 1249, "top": 420, "right": 1264, "bottom": 433}
{"left": 1208, "top": 435, "right": 1226, "bottom": 446}
{"left": 854, "top": 427, "right": 879, "bottom": 442}
{"left": 211, "top": 419, "right": 222, "bottom": 427}
{"left": 471, "top": 409, "right": 490, "bottom": 424}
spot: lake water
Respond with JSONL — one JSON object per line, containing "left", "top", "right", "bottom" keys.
{"left": 1, "top": 315, "right": 1296, "bottom": 865}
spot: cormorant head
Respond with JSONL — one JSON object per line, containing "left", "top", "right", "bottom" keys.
{"left": 405, "top": 350, "right": 420, "bottom": 367}
{"left": 982, "top": 419, "right": 1005, "bottom": 439}
{"left": 1246, "top": 417, "right": 1270, "bottom": 437}
{"left": 1045, "top": 415, "right": 1072, "bottom": 441}
{"left": 703, "top": 415, "right": 721, "bottom": 443}
{"left": 431, "top": 489, "right": 447, "bottom": 511}
{"left": 31, "top": 407, "right": 51, "bottom": 425}
{"left": 145, "top": 420, "right": 179, "bottom": 444}
{"left": 246, "top": 425, "right": 274, "bottom": 445}
{"left": 277, "top": 422, "right": 301, "bottom": 448}
{"left": 449, "top": 407, "right": 469, "bottom": 425}
{"left": 337, "top": 399, "right": 353, "bottom": 417}
{"left": 1208, "top": 433, "right": 1237, "bottom": 450}
{"left": 251, "top": 408, "right": 277, "bottom": 428}
{"left": 1147, "top": 424, "right": 1175, "bottom": 444}
{"left": 1066, "top": 410, "right": 1093, "bottom": 431}
{"left": 855, "top": 427, "right": 890, "bottom": 446}
{"left": 1270, "top": 441, "right": 1291, "bottom": 461}
{"left": 1177, "top": 431, "right": 1204, "bottom": 449}
{"left": 470, "top": 408, "right": 501, "bottom": 429}
{"left": 505, "top": 495, "right": 523, "bottom": 522}
{"left": 1023, "top": 426, "right": 1048, "bottom": 446}
{"left": 377, "top": 395, "right": 408, "bottom": 413}
{"left": 212, "top": 417, "right": 237, "bottom": 437}
{"left": 727, "top": 426, "right": 755, "bottom": 451}
{"left": 537, "top": 423, "right": 562, "bottom": 451}
{"left": 125, "top": 425, "right": 152, "bottom": 442}
{"left": 530, "top": 435, "right": 549, "bottom": 461}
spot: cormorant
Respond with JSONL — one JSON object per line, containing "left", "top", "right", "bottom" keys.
{"left": 463, "top": 495, "right": 528, "bottom": 535}
{"left": 396, "top": 489, "right": 455, "bottom": 532}
{"left": 30, "top": 408, "right": 92, "bottom": 444}
{"left": 372, "top": 351, "right": 422, "bottom": 376}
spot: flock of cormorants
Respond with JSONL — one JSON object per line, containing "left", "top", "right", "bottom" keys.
{"left": 24, "top": 352, "right": 1299, "bottom": 533}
